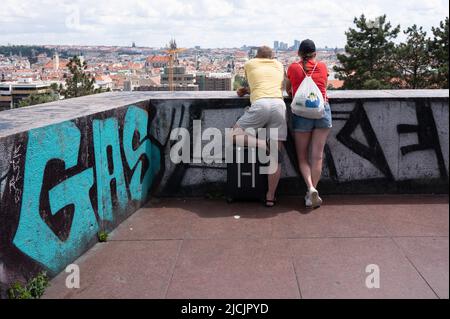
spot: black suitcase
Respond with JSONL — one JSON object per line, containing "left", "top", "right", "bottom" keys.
{"left": 226, "top": 145, "right": 268, "bottom": 203}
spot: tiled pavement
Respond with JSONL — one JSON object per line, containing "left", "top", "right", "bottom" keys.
{"left": 43, "top": 195, "right": 449, "bottom": 299}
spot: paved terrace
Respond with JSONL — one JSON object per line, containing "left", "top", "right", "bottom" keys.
{"left": 44, "top": 195, "right": 449, "bottom": 299}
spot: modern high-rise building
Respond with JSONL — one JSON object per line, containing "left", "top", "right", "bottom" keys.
{"left": 248, "top": 47, "right": 259, "bottom": 59}
{"left": 0, "top": 79, "right": 53, "bottom": 110}
{"left": 273, "top": 41, "right": 279, "bottom": 50}
{"left": 195, "top": 73, "right": 232, "bottom": 91}
{"left": 294, "top": 40, "right": 301, "bottom": 51}
{"left": 137, "top": 65, "right": 198, "bottom": 91}
{"left": 161, "top": 66, "right": 195, "bottom": 86}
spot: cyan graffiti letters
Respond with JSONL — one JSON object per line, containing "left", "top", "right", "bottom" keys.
{"left": 13, "top": 106, "right": 161, "bottom": 273}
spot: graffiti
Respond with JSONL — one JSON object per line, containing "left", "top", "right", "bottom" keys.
{"left": 150, "top": 97, "right": 448, "bottom": 195}
{"left": 397, "top": 100, "right": 447, "bottom": 179}
{"left": 7, "top": 145, "right": 22, "bottom": 204}
{"left": 336, "top": 101, "right": 394, "bottom": 180}
{"left": 13, "top": 121, "right": 99, "bottom": 273}
{"left": 6, "top": 105, "right": 161, "bottom": 274}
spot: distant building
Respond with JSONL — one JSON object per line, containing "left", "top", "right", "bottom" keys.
{"left": 273, "top": 41, "right": 279, "bottom": 51}
{"left": 94, "top": 74, "right": 113, "bottom": 91}
{"left": 278, "top": 42, "right": 288, "bottom": 50}
{"left": 0, "top": 78, "right": 52, "bottom": 110}
{"left": 123, "top": 76, "right": 159, "bottom": 91}
{"left": 328, "top": 79, "right": 344, "bottom": 89}
{"left": 145, "top": 55, "right": 170, "bottom": 69}
{"left": 137, "top": 65, "right": 198, "bottom": 91}
{"left": 248, "top": 47, "right": 259, "bottom": 59}
{"left": 196, "top": 72, "right": 232, "bottom": 91}
{"left": 123, "top": 80, "right": 134, "bottom": 92}
{"left": 136, "top": 84, "right": 198, "bottom": 91}
{"left": 161, "top": 66, "right": 195, "bottom": 87}
{"left": 43, "top": 53, "right": 68, "bottom": 71}
{"left": 294, "top": 40, "right": 301, "bottom": 51}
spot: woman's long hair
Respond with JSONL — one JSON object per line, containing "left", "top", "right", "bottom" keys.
{"left": 300, "top": 51, "right": 315, "bottom": 73}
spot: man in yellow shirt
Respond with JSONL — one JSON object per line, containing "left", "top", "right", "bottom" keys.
{"left": 233, "top": 46, "right": 287, "bottom": 207}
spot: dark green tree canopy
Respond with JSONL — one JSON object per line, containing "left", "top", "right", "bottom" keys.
{"left": 393, "top": 25, "right": 433, "bottom": 89}
{"left": 335, "top": 15, "right": 448, "bottom": 90}
{"left": 62, "top": 56, "right": 95, "bottom": 98}
{"left": 334, "top": 14, "right": 400, "bottom": 89}
{"left": 429, "top": 17, "right": 449, "bottom": 89}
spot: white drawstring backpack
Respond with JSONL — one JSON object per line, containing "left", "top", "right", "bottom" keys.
{"left": 291, "top": 62, "right": 325, "bottom": 119}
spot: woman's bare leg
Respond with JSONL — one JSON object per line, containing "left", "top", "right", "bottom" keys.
{"left": 310, "top": 128, "right": 331, "bottom": 188}
{"left": 294, "top": 132, "right": 313, "bottom": 189}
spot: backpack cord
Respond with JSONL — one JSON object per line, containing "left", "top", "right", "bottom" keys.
{"left": 299, "top": 61, "right": 318, "bottom": 78}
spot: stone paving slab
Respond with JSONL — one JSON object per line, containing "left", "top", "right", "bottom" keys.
{"left": 43, "top": 195, "right": 449, "bottom": 299}
{"left": 393, "top": 237, "right": 449, "bottom": 299}
{"left": 44, "top": 240, "right": 182, "bottom": 299}
{"left": 289, "top": 238, "right": 437, "bottom": 299}
{"left": 166, "top": 239, "right": 300, "bottom": 299}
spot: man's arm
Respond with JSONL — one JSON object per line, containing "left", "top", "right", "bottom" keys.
{"left": 285, "top": 68, "right": 292, "bottom": 96}
{"left": 237, "top": 70, "right": 250, "bottom": 97}
{"left": 237, "top": 87, "right": 249, "bottom": 97}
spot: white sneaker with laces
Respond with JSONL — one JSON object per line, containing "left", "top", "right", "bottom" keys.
{"left": 305, "top": 193, "right": 312, "bottom": 207}
{"left": 308, "top": 187, "right": 322, "bottom": 208}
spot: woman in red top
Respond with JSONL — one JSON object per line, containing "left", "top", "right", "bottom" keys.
{"left": 286, "top": 39, "right": 332, "bottom": 209}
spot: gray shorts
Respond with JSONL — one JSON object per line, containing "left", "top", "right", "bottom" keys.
{"left": 236, "top": 98, "right": 287, "bottom": 141}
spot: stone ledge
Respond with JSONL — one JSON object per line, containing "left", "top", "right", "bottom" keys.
{"left": 0, "top": 90, "right": 448, "bottom": 138}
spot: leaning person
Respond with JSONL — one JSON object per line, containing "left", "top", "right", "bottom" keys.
{"left": 286, "top": 39, "right": 332, "bottom": 209}
{"left": 233, "top": 46, "right": 286, "bottom": 207}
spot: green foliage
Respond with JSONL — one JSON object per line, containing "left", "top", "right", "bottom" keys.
{"left": 233, "top": 75, "right": 248, "bottom": 90}
{"left": 393, "top": 25, "right": 433, "bottom": 89}
{"left": 334, "top": 14, "right": 400, "bottom": 89}
{"left": 7, "top": 272, "right": 50, "bottom": 299}
{"left": 98, "top": 231, "right": 108, "bottom": 242}
{"left": 8, "top": 282, "right": 32, "bottom": 299}
{"left": 429, "top": 17, "right": 449, "bottom": 89}
{"left": 336, "top": 15, "right": 449, "bottom": 90}
{"left": 61, "top": 56, "right": 96, "bottom": 99}
{"left": 17, "top": 93, "right": 59, "bottom": 108}
{"left": 205, "top": 190, "right": 225, "bottom": 200}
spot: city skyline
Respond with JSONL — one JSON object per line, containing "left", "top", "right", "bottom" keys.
{"left": 1, "top": 0, "right": 448, "bottom": 48}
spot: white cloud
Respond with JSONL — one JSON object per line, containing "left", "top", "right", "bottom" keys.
{"left": 0, "top": 0, "right": 448, "bottom": 47}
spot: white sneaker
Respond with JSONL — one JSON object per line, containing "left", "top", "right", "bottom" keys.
{"left": 305, "top": 193, "right": 312, "bottom": 208}
{"left": 308, "top": 187, "right": 322, "bottom": 208}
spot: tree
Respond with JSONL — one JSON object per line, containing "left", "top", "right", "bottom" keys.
{"left": 62, "top": 56, "right": 95, "bottom": 98}
{"left": 334, "top": 14, "right": 400, "bottom": 89}
{"left": 429, "top": 17, "right": 449, "bottom": 89}
{"left": 17, "top": 93, "right": 59, "bottom": 108}
{"left": 393, "top": 25, "right": 433, "bottom": 89}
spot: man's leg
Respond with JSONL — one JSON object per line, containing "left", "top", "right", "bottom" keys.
{"left": 266, "top": 141, "right": 282, "bottom": 206}
{"left": 231, "top": 125, "right": 267, "bottom": 150}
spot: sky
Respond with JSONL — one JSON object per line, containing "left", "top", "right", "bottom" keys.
{"left": 0, "top": 0, "right": 448, "bottom": 48}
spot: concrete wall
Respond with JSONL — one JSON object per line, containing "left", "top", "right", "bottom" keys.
{"left": 0, "top": 90, "right": 448, "bottom": 294}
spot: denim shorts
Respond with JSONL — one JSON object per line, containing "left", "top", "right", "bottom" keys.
{"left": 292, "top": 102, "right": 332, "bottom": 132}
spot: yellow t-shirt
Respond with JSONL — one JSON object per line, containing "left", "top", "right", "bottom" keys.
{"left": 244, "top": 58, "right": 284, "bottom": 104}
